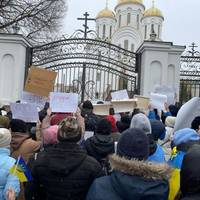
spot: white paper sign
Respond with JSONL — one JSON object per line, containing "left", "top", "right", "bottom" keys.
{"left": 21, "top": 91, "right": 47, "bottom": 109}
{"left": 150, "top": 93, "right": 168, "bottom": 110}
{"left": 84, "top": 131, "right": 94, "bottom": 140}
{"left": 93, "top": 103, "right": 112, "bottom": 116}
{"left": 154, "top": 85, "right": 176, "bottom": 105}
{"left": 111, "top": 90, "right": 129, "bottom": 100}
{"left": 10, "top": 103, "right": 39, "bottom": 123}
{"left": 111, "top": 99, "right": 137, "bottom": 113}
{"left": 174, "top": 97, "right": 200, "bottom": 132}
{"left": 50, "top": 92, "right": 78, "bottom": 113}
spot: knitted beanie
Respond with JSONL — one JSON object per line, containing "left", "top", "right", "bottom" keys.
{"left": 57, "top": 117, "right": 82, "bottom": 142}
{"left": 0, "top": 128, "right": 11, "bottom": 148}
{"left": 43, "top": 125, "right": 58, "bottom": 145}
{"left": 150, "top": 119, "right": 166, "bottom": 141}
{"left": 0, "top": 116, "right": 10, "bottom": 129}
{"left": 165, "top": 116, "right": 176, "bottom": 128}
{"left": 95, "top": 118, "right": 112, "bottom": 135}
{"left": 117, "top": 128, "right": 149, "bottom": 160}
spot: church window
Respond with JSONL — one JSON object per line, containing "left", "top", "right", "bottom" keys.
{"left": 127, "top": 13, "right": 131, "bottom": 25}
{"left": 131, "top": 44, "right": 134, "bottom": 52}
{"left": 151, "top": 24, "right": 155, "bottom": 33}
{"left": 145, "top": 25, "right": 147, "bottom": 39}
{"left": 137, "top": 14, "right": 139, "bottom": 29}
{"left": 119, "top": 15, "right": 121, "bottom": 28}
{"left": 97, "top": 26, "right": 99, "bottom": 37}
{"left": 110, "top": 26, "right": 112, "bottom": 39}
{"left": 158, "top": 25, "right": 160, "bottom": 38}
{"left": 103, "top": 24, "right": 106, "bottom": 39}
{"left": 124, "top": 40, "right": 129, "bottom": 50}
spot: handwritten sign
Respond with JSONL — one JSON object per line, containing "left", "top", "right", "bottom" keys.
{"left": 134, "top": 95, "right": 150, "bottom": 110}
{"left": 50, "top": 92, "right": 78, "bottom": 113}
{"left": 21, "top": 91, "right": 47, "bottom": 109}
{"left": 111, "top": 90, "right": 129, "bottom": 100}
{"left": 10, "top": 103, "right": 39, "bottom": 123}
{"left": 111, "top": 99, "right": 137, "bottom": 113}
{"left": 150, "top": 93, "right": 167, "bottom": 110}
{"left": 24, "top": 66, "right": 57, "bottom": 97}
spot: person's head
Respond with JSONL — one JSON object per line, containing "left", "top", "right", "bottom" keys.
{"left": 191, "top": 116, "right": 200, "bottom": 132}
{"left": 169, "top": 105, "right": 179, "bottom": 117}
{"left": 0, "top": 116, "right": 10, "bottom": 129}
{"left": 181, "top": 144, "right": 200, "bottom": 197}
{"left": 0, "top": 128, "right": 11, "bottom": 149}
{"left": 130, "top": 113, "right": 151, "bottom": 135}
{"left": 117, "top": 128, "right": 149, "bottom": 160}
{"left": 95, "top": 118, "right": 112, "bottom": 135}
{"left": 82, "top": 100, "right": 93, "bottom": 110}
{"left": 10, "top": 119, "right": 27, "bottom": 133}
{"left": 43, "top": 125, "right": 58, "bottom": 145}
{"left": 165, "top": 116, "right": 176, "bottom": 128}
{"left": 116, "top": 114, "right": 131, "bottom": 133}
{"left": 57, "top": 117, "right": 82, "bottom": 143}
{"left": 150, "top": 120, "right": 166, "bottom": 141}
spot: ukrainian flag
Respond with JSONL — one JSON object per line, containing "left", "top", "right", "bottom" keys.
{"left": 10, "top": 156, "right": 32, "bottom": 182}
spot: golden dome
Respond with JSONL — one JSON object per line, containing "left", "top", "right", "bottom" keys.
{"left": 96, "top": 8, "right": 115, "bottom": 19}
{"left": 143, "top": 6, "right": 164, "bottom": 19}
{"left": 117, "top": 0, "right": 144, "bottom": 7}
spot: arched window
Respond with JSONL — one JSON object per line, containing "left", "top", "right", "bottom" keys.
{"left": 127, "top": 13, "right": 131, "bottom": 25}
{"left": 131, "top": 44, "right": 134, "bottom": 52}
{"left": 137, "top": 14, "right": 139, "bottom": 29}
{"left": 151, "top": 24, "right": 155, "bottom": 33}
{"left": 124, "top": 40, "right": 129, "bottom": 50}
{"left": 119, "top": 15, "right": 121, "bottom": 28}
{"left": 103, "top": 24, "right": 106, "bottom": 39}
{"left": 110, "top": 26, "right": 112, "bottom": 39}
{"left": 97, "top": 26, "right": 99, "bottom": 37}
{"left": 158, "top": 25, "right": 160, "bottom": 39}
{"left": 144, "top": 25, "right": 147, "bottom": 39}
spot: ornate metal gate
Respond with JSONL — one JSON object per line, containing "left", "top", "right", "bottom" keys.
{"left": 180, "top": 43, "right": 200, "bottom": 103}
{"left": 31, "top": 30, "right": 138, "bottom": 101}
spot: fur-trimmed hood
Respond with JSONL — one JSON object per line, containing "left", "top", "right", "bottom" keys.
{"left": 110, "top": 154, "right": 171, "bottom": 180}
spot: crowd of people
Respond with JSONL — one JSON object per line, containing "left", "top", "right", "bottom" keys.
{"left": 1, "top": 99, "right": 200, "bottom": 200}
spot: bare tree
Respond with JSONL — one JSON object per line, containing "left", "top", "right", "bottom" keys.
{"left": 0, "top": 0, "right": 67, "bottom": 44}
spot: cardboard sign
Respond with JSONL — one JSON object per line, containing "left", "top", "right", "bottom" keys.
{"left": 134, "top": 95, "right": 150, "bottom": 110}
{"left": 93, "top": 103, "right": 112, "bottom": 116}
{"left": 21, "top": 91, "right": 47, "bottom": 109}
{"left": 111, "top": 99, "right": 137, "bottom": 113}
{"left": 10, "top": 103, "right": 39, "bottom": 123}
{"left": 174, "top": 97, "right": 200, "bottom": 132}
{"left": 111, "top": 90, "right": 129, "bottom": 100}
{"left": 154, "top": 85, "right": 176, "bottom": 105}
{"left": 150, "top": 93, "right": 168, "bottom": 110}
{"left": 24, "top": 66, "right": 57, "bottom": 97}
{"left": 50, "top": 92, "right": 78, "bottom": 113}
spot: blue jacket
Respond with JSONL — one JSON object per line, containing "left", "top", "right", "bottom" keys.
{"left": 148, "top": 144, "right": 166, "bottom": 163}
{"left": 0, "top": 148, "right": 20, "bottom": 200}
{"left": 86, "top": 154, "right": 170, "bottom": 200}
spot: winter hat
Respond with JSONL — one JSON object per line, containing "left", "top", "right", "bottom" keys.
{"left": 191, "top": 116, "right": 200, "bottom": 131}
{"left": 116, "top": 115, "right": 131, "bottom": 133}
{"left": 10, "top": 119, "right": 27, "bottom": 133}
{"left": 0, "top": 116, "right": 10, "bottom": 129}
{"left": 57, "top": 117, "right": 82, "bottom": 142}
{"left": 96, "top": 118, "right": 112, "bottom": 135}
{"left": 150, "top": 120, "right": 166, "bottom": 141}
{"left": 130, "top": 113, "right": 152, "bottom": 135}
{"left": 43, "top": 125, "right": 58, "bottom": 145}
{"left": 106, "top": 115, "right": 118, "bottom": 133}
{"left": 173, "top": 128, "right": 200, "bottom": 146}
{"left": 165, "top": 116, "right": 176, "bottom": 128}
{"left": 50, "top": 113, "right": 72, "bottom": 126}
{"left": 82, "top": 100, "right": 93, "bottom": 110}
{"left": 0, "top": 128, "right": 11, "bottom": 148}
{"left": 117, "top": 128, "right": 149, "bottom": 160}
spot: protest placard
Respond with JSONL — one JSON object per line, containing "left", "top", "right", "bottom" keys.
{"left": 111, "top": 90, "right": 129, "bottom": 100}
{"left": 24, "top": 66, "right": 57, "bottom": 97}
{"left": 93, "top": 103, "right": 112, "bottom": 116}
{"left": 50, "top": 92, "right": 78, "bottom": 113}
{"left": 10, "top": 103, "right": 39, "bottom": 123}
{"left": 150, "top": 93, "right": 168, "bottom": 110}
{"left": 111, "top": 99, "right": 137, "bottom": 113}
{"left": 134, "top": 95, "right": 150, "bottom": 110}
{"left": 21, "top": 91, "right": 47, "bottom": 109}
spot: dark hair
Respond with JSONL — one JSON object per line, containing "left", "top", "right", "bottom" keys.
{"left": 82, "top": 100, "right": 93, "bottom": 110}
{"left": 191, "top": 116, "right": 200, "bottom": 130}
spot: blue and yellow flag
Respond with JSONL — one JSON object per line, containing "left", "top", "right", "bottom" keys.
{"left": 10, "top": 156, "right": 32, "bottom": 182}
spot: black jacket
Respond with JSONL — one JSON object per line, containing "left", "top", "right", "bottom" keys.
{"left": 180, "top": 144, "right": 200, "bottom": 200}
{"left": 86, "top": 154, "right": 171, "bottom": 200}
{"left": 27, "top": 142, "right": 102, "bottom": 200}
{"left": 84, "top": 134, "right": 114, "bottom": 162}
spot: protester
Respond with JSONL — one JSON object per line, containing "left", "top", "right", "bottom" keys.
{"left": 0, "top": 116, "right": 10, "bottom": 129}
{"left": 0, "top": 128, "right": 20, "bottom": 200}
{"left": 86, "top": 128, "right": 171, "bottom": 200}
{"left": 84, "top": 118, "right": 114, "bottom": 171}
{"left": 116, "top": 114, "right": 131, "bottom": 133}
{"left": 180, "top": 144, "right": 200, "bottom": 200}
{"left": 28, "top": 117, "right": 102, "bottom": 200}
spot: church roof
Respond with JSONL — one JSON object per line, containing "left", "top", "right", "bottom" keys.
{"left": 117, "top": 0, "right": 144, "bottom": 7}
{"left": 96, "top": 8, "right": 115, "bottom": 19}
{"left": 143, "top": 5, "right": 164, "bottom": 19}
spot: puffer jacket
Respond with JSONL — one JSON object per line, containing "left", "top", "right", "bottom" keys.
{"left": 86, "top": 154, "right": 171, "bottom": 200}
{"left": 28, "top": 142, "right": 102, "bottom": 200}
{"left": 0, "top": 148, "right": 20, "bottom": 200}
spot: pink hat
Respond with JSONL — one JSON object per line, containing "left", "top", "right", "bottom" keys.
{"left": 43, "top": 125, "right": 58, "bottom": 145}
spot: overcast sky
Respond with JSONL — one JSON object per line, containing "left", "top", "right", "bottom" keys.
{"left": 63, "top": 0, "right": 200, "bottom": 51}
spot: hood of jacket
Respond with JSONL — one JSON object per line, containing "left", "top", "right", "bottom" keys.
{"left": 11, "top": 132, "right": 30, "bottom": 151}
{"left": 181, "top": 144, "right": 200, "bottom": 197}
{"left": 85, "top": 134, "right": 114, "bottom": 161}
